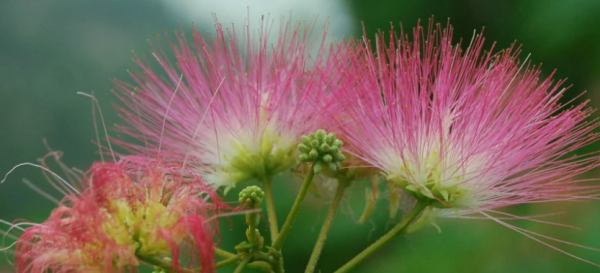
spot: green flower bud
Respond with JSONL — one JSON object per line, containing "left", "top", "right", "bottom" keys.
{"left": 297, "top": 129, "right": 346, "bottom": 174}
{"left": 316, "top": 129, "right": 326, "bottom": 140}
{"left": 298, "top": 143, "right": 311, "bottom": 153}
{"left": 314, "top": 161, "right": 323, "bottom": 174}
{"left": 333, "top": 139, "right": 343, "bottom": 147}
{"left": 334, "top": 153, "right": 346, "bottom": 161}
{"left": 310, "top": 139, "right": 320, "bottom": 148}
{"left": 301, "top": 135, "right": 311, "bottom": 146}
{"left": 325, "top": 133, "right": 335, "bottom": 144}
{"left": 309, "top": 149, "right": 319, "bottom": 160}
{"left": 239, "top": 185, "right": 265, "bottom": 208}
{"left": 319, "top": 143, "right": 330, "bottom": 153}
{"left": 327, "top": 161, "right": 338, "bottom": 171}
{"left": 299, "top": 154, "right": 311, "bottom": 162}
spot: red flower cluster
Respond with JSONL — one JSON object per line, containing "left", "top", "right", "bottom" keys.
{"left": 15, "top": 157, "right": 226, "bottom": 273}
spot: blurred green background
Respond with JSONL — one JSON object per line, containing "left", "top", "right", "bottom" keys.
{"left": 1, "top": 0, "right": 600, "bottom": 272}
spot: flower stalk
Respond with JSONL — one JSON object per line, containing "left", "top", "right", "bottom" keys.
{"left": 304, "top": 179, "right": 349, "bottom": 273}
{"left": 263, "top": 176, "right": 280, "bottom": 243}
{"left": 271, "top": 170, "right": 315, "bottom": 251}
{"left": 272, "top": 129, "right": 345, "bottom": 251}
{"left": 215, "top": 247, "right": 236, "bottom": 259}
{"left": 233, "top": 255, "right": 253, "bottom": 273}
{"left": 334, "top": 200, "right": 430, "bottom": 273}
{"left": 216, "top": 255, "right": 241, "bottom": 268}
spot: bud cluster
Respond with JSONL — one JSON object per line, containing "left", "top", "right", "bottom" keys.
{"left": 239, "top": 185, "right": 265, "bottom": 208}
{"left": 298, "top": 129, "right": 345, "bottom": 174}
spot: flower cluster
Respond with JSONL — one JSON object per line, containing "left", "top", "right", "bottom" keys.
{"left": 111, "top": 16, "right": 600, "bottom": 264}
{"left": 298, "top": 129, "right": 346, "bottom": 174}
{"left": 5, "top": 14, "right": 600, "bottom": 273}
{"left": 330, "top": 20, "right": 600, "bottom": 215}
{"left": 114, "top": 18, "right": 343, "bottom": 190}
{"left": 14, "top": 157, "right": 225, "bottom": 273}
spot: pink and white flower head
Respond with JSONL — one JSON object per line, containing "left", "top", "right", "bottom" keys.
{"left": 14, "top": 157, "right": 225, "bottom": 273}
{"left": 331, "top": 20, "right": 600, "bottom": 214}
{"left": 114, "top": 16, "right": 338, "bottom": 189}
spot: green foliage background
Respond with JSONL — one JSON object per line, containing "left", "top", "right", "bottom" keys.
{"left": 1, "top": 1, "right": 599, "bottom": 272}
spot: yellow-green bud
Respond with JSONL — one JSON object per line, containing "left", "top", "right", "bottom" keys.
{"left": 298, "top": 129, "right": 345, "bottom": 174}
{"left": 239, "top": 185, "right": 265, "bottom": 208}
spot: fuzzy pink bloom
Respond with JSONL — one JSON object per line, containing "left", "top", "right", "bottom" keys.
{"left": 314, "top": 20, "right": 600, "bottom": 265}
{"left": 332, "top": 19, "right": 600, "bottom": 211}
{"left": 114, "top": 17, "right": 343, "bottom": 188}
{"left": 14, "top": 157, "right": 225, "bottom": 273}
{"left": 327, "top": 20, "right": 600, "bottom": 262}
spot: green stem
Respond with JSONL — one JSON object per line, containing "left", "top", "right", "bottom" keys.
{"left": 247, "top": 261, "right": 274, "bottom": 272}
{"left": 139, "top": 252, "right": 270, "bottom": 272}
{"left": 304, "top": 179, "right": 348, "bottom": 273}
{"left": 216, "top": 255, "right": 239, "bottom": 268}
{"left": 137, "top": 255, "right": 195, "bottom": 273}
{"left": 214, "top": 248, "right": 272, "bottom": 272}
{"left": 233, "top": 255, "right": 252, "bottom": 273}
{"left": 246, "top": 207, "right": 260, "bottom": 250}
{"left": 273, "top": 261, "right": 285, "bottom": 273}
{"left": 263, "top": 176, "right": 280, "bottom": 243}
{"left": 251, "top": 252, "right": 280, "bottom": 272}
{"left": 333, "top": 200, "right": 430, "bottom": 273}
{"left": 215, "top": 247, "right": 236, "bottom": 259}
{"left": 271, "top": 170, "right": 316, "bottom": 251}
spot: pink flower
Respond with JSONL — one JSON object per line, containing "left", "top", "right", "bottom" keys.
{"left": 114, "top": 17, "right": 341, "bottom": 189}
{"left": 328, "top": 20, "right": 600, "bottom": 260}
{"left": 14, "top": 157, "right": 225, "bottom": 273}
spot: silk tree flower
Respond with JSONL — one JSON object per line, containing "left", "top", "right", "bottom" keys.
{"left": 14, "top": 157, "right": 225, "bottom": 273}
{"left": 114, "top": 17, "right": 340, "bottom": 189}
{"left": 330, "top": 20, "right": 600, "bottom": 225}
